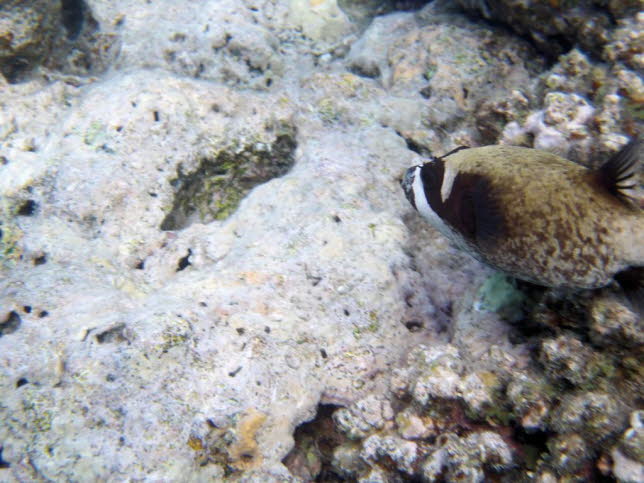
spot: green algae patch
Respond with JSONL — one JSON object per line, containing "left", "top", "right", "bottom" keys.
{"left": 161, "top": 125, "right": 297, "bottom": 230}
{"left": 475, "top": 272, "right": 526, "bottom": 321}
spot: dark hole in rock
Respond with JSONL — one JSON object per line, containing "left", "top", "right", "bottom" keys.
{"left": 343, "top": 309, "right": 350, "bottom": 316}
{"left": 1, "top": 56, "right": 31, "bottom": 84}
{"left": 264, "top": 326, "right": 270, "bottom": 333}
{"left": 332, "top": 215, "right": 341, "bottom": 223}
{"left": 153, "top": 110, "right": 160, "bottom": 122}
{"left": 176, "top": 248, "right": 192, "bottom": 271}
{"left": 320, "top": 348, "right": 327, "bottom": 359}
{"left": 39, "top": 310, "right": 49, "bottom": 318}
{"left": 134, "top": 259, "right": 144, "bottom": 269}
{"left": 236, "top": 327, "right": 245, "bottom": 335}
{"left": 17, "top": 200, "right": 37, "bottom": 216}
{"left": 160, "top": 125, "right": 297, "bottom": 230}
{"left": 283, "top": 404, "right": 346, "bottom": 482}
{"left": 0, "top": 311, "right": 21, "bottom": 337}
{"left": 404, "top": 320, "right": 423, "bottom": 332}
{"left": 23, "top": 306, "right": 31, "bottom": 313}
{"left": 95, "top": 323, "right": 129, "bottom": 344}
{"left": 16, "top": 378, "right": 28, "bottom": 388}
{"left": 61, "top": 0, "right": 85, "bottom": 40}
{"left": 0, "top": 446, "right": 10, "bottom": 468}
{"left": 512, "top": 425, "right": 550, "bottom": 471}
{"left": 33, "top": 254, "right": 47, "bottom": 265}
{"left": 349, "top": 62, "right": 381, "bottom": 79}
{"left": 0, "top": 156, "right": 8, "bottom": 165}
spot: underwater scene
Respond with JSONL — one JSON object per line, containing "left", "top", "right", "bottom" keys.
{"left": 0, "top": 0, "right": 642, "bottom": 481}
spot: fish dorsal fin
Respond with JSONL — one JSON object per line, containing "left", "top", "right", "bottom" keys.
{"left": 597, "top": 137, "right": 640, "bottom": 204}
{"left": 441, "top": 145, "right": 470, "bottom": 159}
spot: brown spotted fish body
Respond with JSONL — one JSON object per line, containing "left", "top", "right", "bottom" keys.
{"left": 401, "top": 141, "right": 643, "bottom": 289}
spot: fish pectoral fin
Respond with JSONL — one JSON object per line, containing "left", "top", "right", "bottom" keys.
{"left": 597, "top": 137, "right": 641, "bottom": 204}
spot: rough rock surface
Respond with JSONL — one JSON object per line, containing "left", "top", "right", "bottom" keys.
{"left": 0, "top": 0, "right": 641, "bottom": 481}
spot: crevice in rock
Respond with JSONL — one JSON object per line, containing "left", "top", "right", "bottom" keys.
{"left": 282, "top": 404, "right": 348, "bottom": 482}
{"left": 160, "top": 126, "right": 297, "bottom": 230}
{"left": 396, "top": 131, "right": 432, "bottom": 158}
{"left": 0, "top": 446, "right": 9, "bottom": 468}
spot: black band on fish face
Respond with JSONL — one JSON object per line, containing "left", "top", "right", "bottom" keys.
{"left": 420, "top": 157, "right": 445, "bottom": 212}
{"left": 421, "top": 159, "right": 505, "bottom": 246}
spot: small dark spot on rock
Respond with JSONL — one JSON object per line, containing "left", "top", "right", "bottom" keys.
{"left": 265, "top": 77, "right": 273, "bottom": 87}
{"left": 240, "top": 452, "right": 254, "bottom": 461}
{"left": 22, "top": 306, "right": 31, "bottom": 314}
{"left": 236, "top": 327, "right": 245, "bottom": 335}
{"left": 0, "top": 311, "right": 21, "bottom": 337}
{"left": 33, "top": 254, "right": 47, "bottom": 266}
{"left": 206, "top": 418, "right": 218, "bottom": 428}
{"left": 307, "top": 274, "right": 322, "bottom": 286}
{"left": 420, "top": 86, "right": 432, "bottom": 99}
{"left": 95, "top": 323, "right": 129, "bottom": 344}
{"left": 228, "top": 366, "right": 242, "bottom": 377}
{"left": 176, "top": 249, "right": 192, "bottom": 271}
{"left": 17, "top": 200, "right": 37, "bottom": 216}
{"left": 39, "top": 310, "right": 49, "bottom": 318}
{"left": 343, "top": 309, "right": 350, "bottom": 316}
{"left": 134, "top": 259, "right": 144, "bottom": 269}
{"left": 16, "top": 378, "right": 28, "bottom": 388}
{"left": 131, "top": 101, "right": 137, "bottom": 108}
{"left": 320, "top": 348, "right": 327, "bottom": 359}
{"left": 148, "top": 192, "right": 158, "bottom": 197}
{"left": 153, "top": 111, "right": 160, "bottom": 122}
{"left": 404, "top": 320, "right": 423, "bottom": 332}
{"left": 106, "top": 373, "right": 116, "bottom": 382}
{"left": 115, "top": 125, "right": 123, "bottom": 132}
{"left": 199, "top": 301, "right": 207, "bottom": 307}
{"left": 0, "top": 156, "right": 8, "bottom": 165}
{"left": 332, "top": 215, "right": 341, "bottom": 223}
{"left": 211, "top": 104, "right": 221, "bottom": 112}
{"left": 264, "top": 326, "right": 270, "bottom": 333}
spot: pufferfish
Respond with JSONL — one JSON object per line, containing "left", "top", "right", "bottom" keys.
{"left": 401, "top": 140, "right": 643, "bottom": 290}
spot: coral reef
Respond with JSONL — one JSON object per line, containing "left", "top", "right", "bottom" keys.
{"left": 0, "top": 0, "right": 641, "bottom": 481}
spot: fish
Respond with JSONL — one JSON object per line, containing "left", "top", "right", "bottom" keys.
{"left": 401, "top": 140, "right": 643, "bottom": 290}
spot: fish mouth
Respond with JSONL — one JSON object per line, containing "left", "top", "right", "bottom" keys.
{"left": 401, "top": 166, "right": 419, "bottom": 210}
